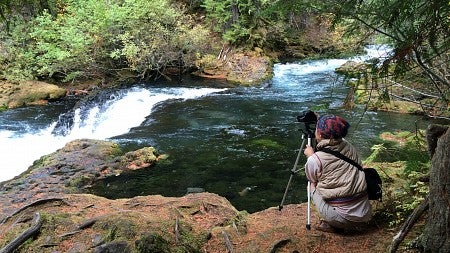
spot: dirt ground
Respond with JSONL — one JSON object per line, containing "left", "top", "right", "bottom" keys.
{"left": 0, "top": 193, "right": 424, "bottom": 253}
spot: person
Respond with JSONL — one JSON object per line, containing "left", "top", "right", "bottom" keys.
{"left": 304, "top": 114, "right": 372, "bottom": 233}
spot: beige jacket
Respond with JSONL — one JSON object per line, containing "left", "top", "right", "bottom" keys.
{"left": 313, "top": 139, "right": 367, "bottom": 200}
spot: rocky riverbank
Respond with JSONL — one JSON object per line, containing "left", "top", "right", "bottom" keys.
{"left": 0, "top": 50, "right": 274, "bottom": 112}
{"left": 0, "top": 139, "right": 415, "bottom": 252}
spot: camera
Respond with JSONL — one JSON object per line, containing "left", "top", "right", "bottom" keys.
{"left": 297, "top": 110, "right": 317, "bottom": 124}
{"left": 297, "top": 110, "right": 317, "bottom": 135}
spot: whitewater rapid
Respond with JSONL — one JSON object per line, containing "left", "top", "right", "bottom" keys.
{"left": 0, "top": 87, "right": 226, "bottom": 182}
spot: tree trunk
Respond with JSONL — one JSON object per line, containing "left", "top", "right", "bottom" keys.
{"left": 422, "top": 124, "right": 450, "bottom": 252}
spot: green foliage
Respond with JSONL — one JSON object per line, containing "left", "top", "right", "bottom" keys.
{"left": 195, "top": 53, "right": 220, "bottom": 70}
{"left": 366, "top": 130, "right": 430, "bottom": 227}
{"left": 0, "top": 0, "right": 60, "bottom": 25}
{"left": 108, "top": 0, "right": 210, "bottom": 75}
{"left": 364, "top": 130, "right": 429, "bottom": 167}
{"left": 0, "top": 0, "right": 210, "bottom": 82}
{"left": 376, "top": 165, "right": 428, "bottom": 227}
{"left": 202, "top": 0, "right": 311, "bottom": 47}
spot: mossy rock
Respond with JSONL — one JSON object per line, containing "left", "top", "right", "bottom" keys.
{"left": 135, "top": 233, "right": 171, "bottom": 253}
{"left": 335, "top": 61, "right": 370, "bottom": 78}
{"left": 250, "top": 139, "right": 283, "bottom": 149}
{"left": 6, "top": 81, "right": 66, "bottom": 108}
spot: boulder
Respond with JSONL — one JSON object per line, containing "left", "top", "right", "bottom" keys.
{"left": 1, "top": 80, "right": 67, "bottom": 109}
{"left": 335, "top": 61, "right": 370, "bottom": 78}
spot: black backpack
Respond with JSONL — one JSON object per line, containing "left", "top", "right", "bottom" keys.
{"left": 320, "top": 148, "right": 383, "bottom": 201}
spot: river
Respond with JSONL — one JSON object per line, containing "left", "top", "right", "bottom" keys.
{"left": 0, "top": 45, "right": 431, "bottom": 212}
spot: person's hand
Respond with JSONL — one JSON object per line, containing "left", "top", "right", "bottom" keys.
{"left": 304, "top": 145, "right": 315, "bottom": 157}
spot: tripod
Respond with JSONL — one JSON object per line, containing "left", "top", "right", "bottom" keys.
{"left": 279, "top": 125, "right": 315, "bottom": 230}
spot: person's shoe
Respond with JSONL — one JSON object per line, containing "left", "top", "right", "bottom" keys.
{"left": 317, "top": 221, "right": 336, "bottom": 233}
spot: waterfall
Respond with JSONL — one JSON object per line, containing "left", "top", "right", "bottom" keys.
{"left": 0, "top": 87, "right": 226, "bottom": 182}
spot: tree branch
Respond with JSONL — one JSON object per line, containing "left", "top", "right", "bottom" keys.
{"left": 386, "top": 79, "right": 441, "bottom": 99}
{"left": 413, "top": 49, "right": 450, "bottom": 94}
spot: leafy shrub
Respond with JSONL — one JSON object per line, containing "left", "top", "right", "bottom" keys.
{"left": 0, "top": 0, "right": 210, "bottom": 82}
{"left": 366, "top": 130, "right": 430, "bottom": 227}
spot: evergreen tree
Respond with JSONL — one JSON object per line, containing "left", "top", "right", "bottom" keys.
{"left": 321, "top": 0, "right": 449, "bottom": 118}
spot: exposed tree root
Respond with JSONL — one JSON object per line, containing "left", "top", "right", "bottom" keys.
{"left": 389, "top": 196, "right": 429, "bottom": 253}
{"left": 175, "top": 217, "right": 180, "bottom": 245}
{"left": 0, "top": 212, "right": 42, "bottom": 253}
{"left": 59, "top": 211, "right": 132, "bottom": 238}
{"left": 270, "top": 239, "right": 291, "bottom": 253}
{"left": 59, "top": 215, "right": 101, "bottom": 238}
{"left": 222, "top": 230, "right": 234, "bottom": 253}
{"left": 0, "top": 197, "right": 66, "bottom": 227}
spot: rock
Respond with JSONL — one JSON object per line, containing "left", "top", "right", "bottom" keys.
{"left": 94, "top": 241, "right": 131, "bottom": 253}
{"left": 193, "top": 51, "right": 273, "bottom": 86}
{"left": 225, "top": 53, "right": 273, "bottom": 85}
{"left": 0, "top": 139, "right": 164, "bottom": 215}
{"left": 120, "top": 147, "right": 160, "bottom": 170}
{"left": 135, "top": 233, "right": 170, "bottom": 253}
{"left": 1, "top": 80, "right": 67, "bottom": 109}
{"left": 335, "top": 61, "right": 370, "bottom": 77}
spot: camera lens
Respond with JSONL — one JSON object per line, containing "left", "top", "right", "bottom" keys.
{"left": 297, "top": 110, "right": 317, "bottom": 123}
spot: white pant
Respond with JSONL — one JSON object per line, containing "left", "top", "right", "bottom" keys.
{"left": 311, "top": 190, "right": 368, "bottom": 229}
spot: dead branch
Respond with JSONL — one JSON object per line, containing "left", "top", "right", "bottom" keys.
{"left": 59, "top": 230, "right": 82, "bottom": 238}
{"left": 388, "top": 93, "right": 436, "bottom": 109}
{"left": 76, "top": 217, "right": 99, "bottom": 230}
{"left": 0, "top": 212, "right": 42, "bottom": 253}
{"left": 0, "top": 197, "right": 66, "bottom": 227}
{"left": 58, "top": 211, "right": 132, "bottom": 238}
{"left": 389, "top": 196, "right": 429, "bottom": 253}
{"left": 413, "top": 49, "right": 450, "bottom": 91}
{"left": 386, "top": 79, "right": 441, "bottom": 99}
{"left": 58, "top": 216, "right": 101, "bottom": 238}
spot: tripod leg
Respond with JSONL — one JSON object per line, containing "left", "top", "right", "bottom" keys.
{"left": 306, "top": 181, "right": 311, "bottom": 230}
{"left": 278, "top": 138, "right": 307, "bottom": 211}
{"left": 306, "top": 136, "right": 312, "bottom": 230}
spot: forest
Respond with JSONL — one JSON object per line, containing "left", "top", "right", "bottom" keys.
{"left": 0, "top": 0, "right": 448, "bottom": 117}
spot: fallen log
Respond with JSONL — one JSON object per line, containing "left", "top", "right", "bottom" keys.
{"left": 0, "top": 212, "right": 42, "bottom": 253}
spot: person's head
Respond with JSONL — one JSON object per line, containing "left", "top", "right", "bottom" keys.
{"left": 315, "top": 114, "right": 350, "bottom": 141}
